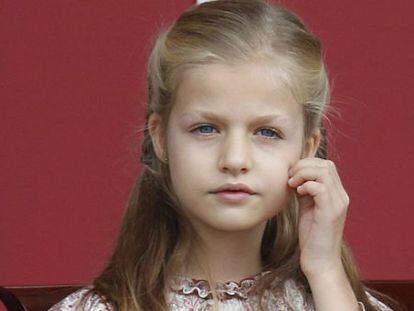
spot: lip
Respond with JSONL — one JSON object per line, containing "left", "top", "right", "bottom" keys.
{"left": 210, "top": 183, "right": 256, "bottom": 204}
{"left": 213, "top": 191, "right": 254, "bottom": 204}
{"left": 211, "top": 183, "right": 256, "bottom": 195}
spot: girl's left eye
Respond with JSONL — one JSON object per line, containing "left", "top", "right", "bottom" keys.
{"left": 191, "top": 125, "right": 282, "bottom": 139}
{"left": 257, "top": 128, "right": 282, "bottom": 139}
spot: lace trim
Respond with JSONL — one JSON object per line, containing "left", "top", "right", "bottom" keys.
{"left": 169, "top": 270, "right": 275, "bottom": 301}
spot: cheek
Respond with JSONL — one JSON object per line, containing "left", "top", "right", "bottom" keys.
{"left": 168, "top": 140, "right": 210, "bottom": 172}
{"left": 261, "top": 154, "right": 297, "bottom": 196}
{"left": 166, "top": 136, "right": 213, "bottom": 194}
{"left": 264, "top": 150, "right": 297, "bottom": 173}
{"left": 261, "top": 159, "right": 295, "bottom": 210}
{"left": 286, "top": 151, "right": 302, "bottom": 173}
{"left": 167, "top": 128, "right": 214, "bottom": 167}
{"left": 264, "top": 161, "right": 290, "bottom": 187}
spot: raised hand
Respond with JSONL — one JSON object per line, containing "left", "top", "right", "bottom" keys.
{"left": 287, "top": 158, "right": 350, "bottom": 276}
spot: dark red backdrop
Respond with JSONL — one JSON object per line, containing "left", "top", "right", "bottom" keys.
{"left": 1, "top": 0, "right": 413, "bottom": 286}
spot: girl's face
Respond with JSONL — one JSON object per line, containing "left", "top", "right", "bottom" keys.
{"left": 150, "top": 60, "right": 318, "bottom": 233}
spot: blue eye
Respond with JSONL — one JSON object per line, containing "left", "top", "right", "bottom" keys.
{"left": 191, "top": 125, "right": 282, "bottom": 140}
{"left": 258, "top": 128, "right": 282, "bottom": 139}
{"left": 193, "top": 125, "right": 217, "bottom": 135}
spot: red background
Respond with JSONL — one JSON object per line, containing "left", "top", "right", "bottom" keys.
{"left": 1, "top": 0, "right": 413, "bottom": 286}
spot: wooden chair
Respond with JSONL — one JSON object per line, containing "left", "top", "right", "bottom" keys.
{"left": 0, "top": 286, "right": 26, "bottom": 311}
{"left": 0, "top": 285, "right": 83, "bottom": 311}
{"left": 1, "top": 281, "right": 413, "bottom": 311}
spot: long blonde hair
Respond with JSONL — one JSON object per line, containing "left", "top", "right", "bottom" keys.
{"left": 83, "top": 1, "right": 403, "bottom": 310}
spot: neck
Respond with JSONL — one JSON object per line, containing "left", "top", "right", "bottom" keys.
{"left": 183, "top": 220, "right": 267, "bottom": 283}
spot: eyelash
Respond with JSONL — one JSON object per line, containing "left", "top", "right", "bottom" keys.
{"left": 190, "top": 124, "right": 283, "bottom": 140}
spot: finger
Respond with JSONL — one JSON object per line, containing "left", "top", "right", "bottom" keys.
{"left": 297, "top": 181, "right": 348, "bottom": 219}
{"left": 289, "top": 159, "right": 345, "bottom": 197}
{"left": 297, "top": 180, "right": 325, "bottom": 196}
{"left": 288, "top": 166, "right": 333, "bottom": 188}
{"left": 325, "top": 159, "right": 343, "bottom": 189}
{"left": 296, "top": 181, "right": 332, "bottom": 210}
{"left": 288, "top": 157, "right": 326, "bottom": 177}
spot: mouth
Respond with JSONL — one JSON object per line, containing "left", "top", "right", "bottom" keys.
{"left": 211, "top": 183, "right": 256, "bottom": 195}
{"left": 211, "top": 190, "right": 255, "bottom": 204}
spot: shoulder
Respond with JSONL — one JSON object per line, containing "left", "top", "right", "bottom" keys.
{"left": 48, "top": 286, "right": 115, "bottom": 311}
{"left": 270, "top": 278, "right": 394, "bottom": 311}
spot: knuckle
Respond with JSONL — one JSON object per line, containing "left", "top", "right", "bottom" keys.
{"left": 318, "top": 183, "right": 327, "bottom": 193}
{"left": 344, "top": 193, "right": 350, "bottom": 206}
{"left": 320, "top": 166, "right": 329, "bottom": 175}
{"left": 326, "top": 160, "right": 335, "bottom": 168}
{"left": 344, "top": 192, "right": 350, "bottom": 201}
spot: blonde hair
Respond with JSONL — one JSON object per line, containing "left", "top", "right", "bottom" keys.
{"left": 83, "top": 1, "right": 403, "bottom": 310}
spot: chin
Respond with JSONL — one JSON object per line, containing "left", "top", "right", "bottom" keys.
{"left": 203, "top": 217, "right": 266, "bottom": 233}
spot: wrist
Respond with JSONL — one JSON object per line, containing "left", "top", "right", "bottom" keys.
{"left": 302, "top": 260, "right": 345, "bottom": 282}
{"left": 304, "top": 263, "right": 359, "bottom": 311}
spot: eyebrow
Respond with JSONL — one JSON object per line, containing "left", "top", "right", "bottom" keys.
{"left": 179, "top": 110, "right": 292, "bottom": 125}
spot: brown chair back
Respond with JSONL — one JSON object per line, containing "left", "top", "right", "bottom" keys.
{"left": 1, "top": 285, "right": 83, "bottom": 311}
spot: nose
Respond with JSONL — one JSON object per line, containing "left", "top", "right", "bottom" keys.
{"left": 218, "top": 131, "right": 252, "bottom": 176}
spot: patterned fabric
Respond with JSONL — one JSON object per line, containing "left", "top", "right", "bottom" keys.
{"left": 166, "top": 270, "right": 313, "bottom": 310}
{"left": 48, "top": 286, "right": 112, "bottom": 311}
{"left": 48, "top": 270, "right": 393, "bottom": 310}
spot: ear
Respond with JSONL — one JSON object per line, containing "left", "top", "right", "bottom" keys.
{"left": 301, "top": 128, "right": 322, "bottom": 159}
{"left": 147, "top": 112, "right": 167, "bottom": 161}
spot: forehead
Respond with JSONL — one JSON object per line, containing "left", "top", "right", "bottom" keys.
{"left": 171, "top": 61, "right": 302, "bottom": 122}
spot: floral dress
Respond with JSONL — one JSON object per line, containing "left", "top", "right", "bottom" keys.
{"left": 49, "top": 270, "right": 393, "bottom": 310}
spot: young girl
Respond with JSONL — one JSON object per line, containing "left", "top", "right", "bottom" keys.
{"left": 49, "top": 0, "right": 403, "bottom": 310}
